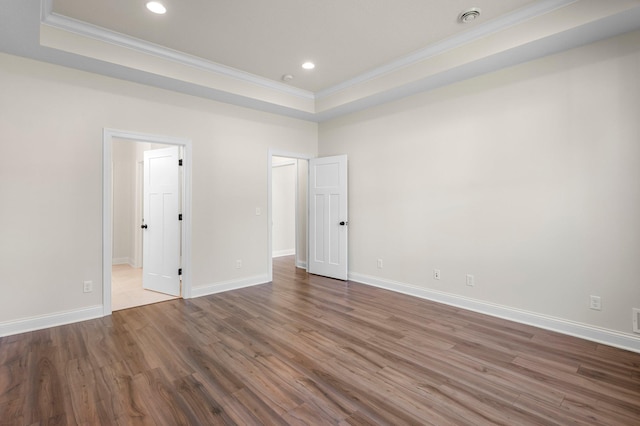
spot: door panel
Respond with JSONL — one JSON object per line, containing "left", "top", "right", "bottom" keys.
{"left": 314, "top": 194, "right": 325, "bottom": 262}
{"left": 143, "top": 146, "right": 181, "bottom": 296}
{"left": 308, "top": 155, "right": 348, "bottom": 280}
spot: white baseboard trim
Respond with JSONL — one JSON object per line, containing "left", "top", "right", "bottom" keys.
{"left": 296, "top": 260, "right": 307, "bottom": 270}
{"left": 5, "top": 273, "right": 635, "bottom": 353}
{"left": 112, "top": 257, "right": 138, "bottom": 267}
{"left": 191, "top": 274, "right": 270, "bottom": 298}
{"left": 0, "top": 305, "right": 104, "bottom": 338}
{"left": 273, "top": 249, "right": 295, "bottom": 258}
{"left": 349, "top": 272, "right": 640, "bottom": 354}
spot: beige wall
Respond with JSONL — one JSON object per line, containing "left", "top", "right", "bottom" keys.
{"left": 112, "top": 139, "right": 136, "bottom": 264}
{"left": 0, "top": 52, "right": 317, "bottom": 323}
{"left": 319, "top": 30, "right": 640, "bottom": 336}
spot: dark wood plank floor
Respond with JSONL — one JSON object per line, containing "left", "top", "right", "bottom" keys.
{"left": 1, "top": 256, "right": 639, "bottom": 425}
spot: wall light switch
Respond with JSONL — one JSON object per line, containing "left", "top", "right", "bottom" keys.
{"left": 590, "top": 295, "right": 602, "bottom": 311}
{"left": 466, "top": 274, "right": 474, "bottom": 287}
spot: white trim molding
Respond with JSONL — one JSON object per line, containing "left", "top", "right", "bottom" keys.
{"left": 16, "top": 0, "right": 635, "bottom": 122}
{"left": 349, "top": 272, "right": 640, "bottom": 354}
{"left": 0, "top": 305, "right": 103, "bottom": 338}
{"left": 40, "top": 0, "right": 574, "bottom": 103}
{"left": 191, "top": 275, "right": 270, "bottom": 298}
{"left": 40, "top": 1, "right": 313, "bottom": 101}
{"left": 273, "top": 249, "right": 295, "bottom": 258}
{"left": 316, "top": 0, "right": 577, "bottom": 99}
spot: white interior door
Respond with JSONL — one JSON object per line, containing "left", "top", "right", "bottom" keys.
{"left": 142, "top": 146, "right": 181, "bottom": 296}
{"left": 308, "top": 155, "right": 348, "bottom": 280}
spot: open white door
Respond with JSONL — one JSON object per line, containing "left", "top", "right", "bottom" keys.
{"left": 308, "top": 155, "right": 348, "bottom": 280}
{"left": 142, "top": 146, "right": 181, "bottom": 296}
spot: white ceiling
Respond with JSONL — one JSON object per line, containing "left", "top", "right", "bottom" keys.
{"left": 51, "top": 0, "right": 539, "bottom": 92}
{"left": 1, "top": 0, "right": 640, "bottom": 121}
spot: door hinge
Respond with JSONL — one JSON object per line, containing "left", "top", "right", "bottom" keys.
{"left": 179, "top": 213, "right": 183, "bottom": 221}
{"left": 178, "top": 159, "right": 183, "bottom": 166}
{"left": 178, "top": 268, "right": 182, "bottom": 276}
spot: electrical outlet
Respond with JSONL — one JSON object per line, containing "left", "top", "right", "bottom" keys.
{"left": 236, "top": 259, "right": 242, "bottom": 269}
{"left": 255, "top": 208, "right": 261, "bottom": 216}
{"left": 377, "top": 259, "right": 383, "bottom": 269}
{"left": 83, "top": 280, "right": 93, "bottom": 293}
{"left": 589, "top": 295, "right": 602, "bottom": 311}
{"left": 466, "top": 274, "right": 474, "bottom": 287}
{"left": 433, "top": 269, "right": 441, "bottom": 280}
{"left": 632, "top": 308, "right": 640, "bottom": 333}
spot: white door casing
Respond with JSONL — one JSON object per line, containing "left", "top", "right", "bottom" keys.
{"left": 308, "top": 155, "right": 348, "bottom": 280}
{"left": 142, "top": 146, "right": 181, "bottom": 296}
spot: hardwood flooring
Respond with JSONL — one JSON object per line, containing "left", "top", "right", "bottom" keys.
{"left": 1, "top": 256, "right": 639, "bottom": 424}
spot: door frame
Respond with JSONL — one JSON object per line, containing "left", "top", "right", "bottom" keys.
{"left": 103, "top": 128, "right": 193, "bottom": 316}
{"left": 267, "top": 149, "right": 312, "bottom": 282}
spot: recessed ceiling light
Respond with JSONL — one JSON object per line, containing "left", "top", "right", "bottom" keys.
{"left": 146, "top": 1, "right": 167, "bottom": 14}
{"left": 302, "top": 62, "right": 315, "bottom": 70}
{"left": 459, "top": 8, "right": 481, "bottom": 23}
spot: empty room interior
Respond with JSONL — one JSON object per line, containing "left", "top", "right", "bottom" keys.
{"left": 1, "top": 0, "right": 640, "bottom": 424}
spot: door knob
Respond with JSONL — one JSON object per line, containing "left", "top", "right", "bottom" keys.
{"left": 141, "top": 224, "right": 148, "bottom": 229}
{"left": 339, "top": 221, "right": 348, "bottom": 226}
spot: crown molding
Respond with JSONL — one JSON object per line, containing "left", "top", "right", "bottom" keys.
{"left": 41, "top": 0, "right": 576, "bottom": 104}
{"left": 40, "top": 0, "right": 314, "bottom": 101}
{"left": 24, "top": 0, "right": 639, "bottom": 123}
{"left": 315, "top": 0, "right": 578, "bottom": 99}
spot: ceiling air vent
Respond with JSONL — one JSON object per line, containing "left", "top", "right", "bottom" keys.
{"left": 459, "top": 8, "right": 481, "bottom": 24}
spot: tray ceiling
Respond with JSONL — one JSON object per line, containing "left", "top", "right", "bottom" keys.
{"left": 1, "top": 0, "right": 640, "bottom": 121}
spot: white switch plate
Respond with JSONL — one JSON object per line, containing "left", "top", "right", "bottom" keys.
{"left": 590, "top": 295, "right": 602, "bottom": 311}
{"left": 236, "top": 259, "right": 242, "bottom": 269}
{"left": 433, "top": 269, "right": 441, "bottom": 280}
{"left": 255, "top": 208, "right": 261, "bottom": 216}
{"left": 632, "top": 308, "right": 640, "bottom": 333}
{"left": 83, "top": 280, "right": 93, "bottom": 293}
{"left": 466, "top": 274, "right": 474, "bottom": 287}
{"left": 377, "top": 259, "right": 383, "bottom": 269}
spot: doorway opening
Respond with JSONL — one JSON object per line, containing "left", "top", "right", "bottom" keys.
{"left": 268, "top": 150, "right": 311, "bottom": 282}
{"left": 268, "top": 151, "right": 349, "bottom": 282}
{"left": 103, "top": 129, "right": 192, "bottom": 316}
{"left": 111, "top": 140, "right": 179, "bottom": 311}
